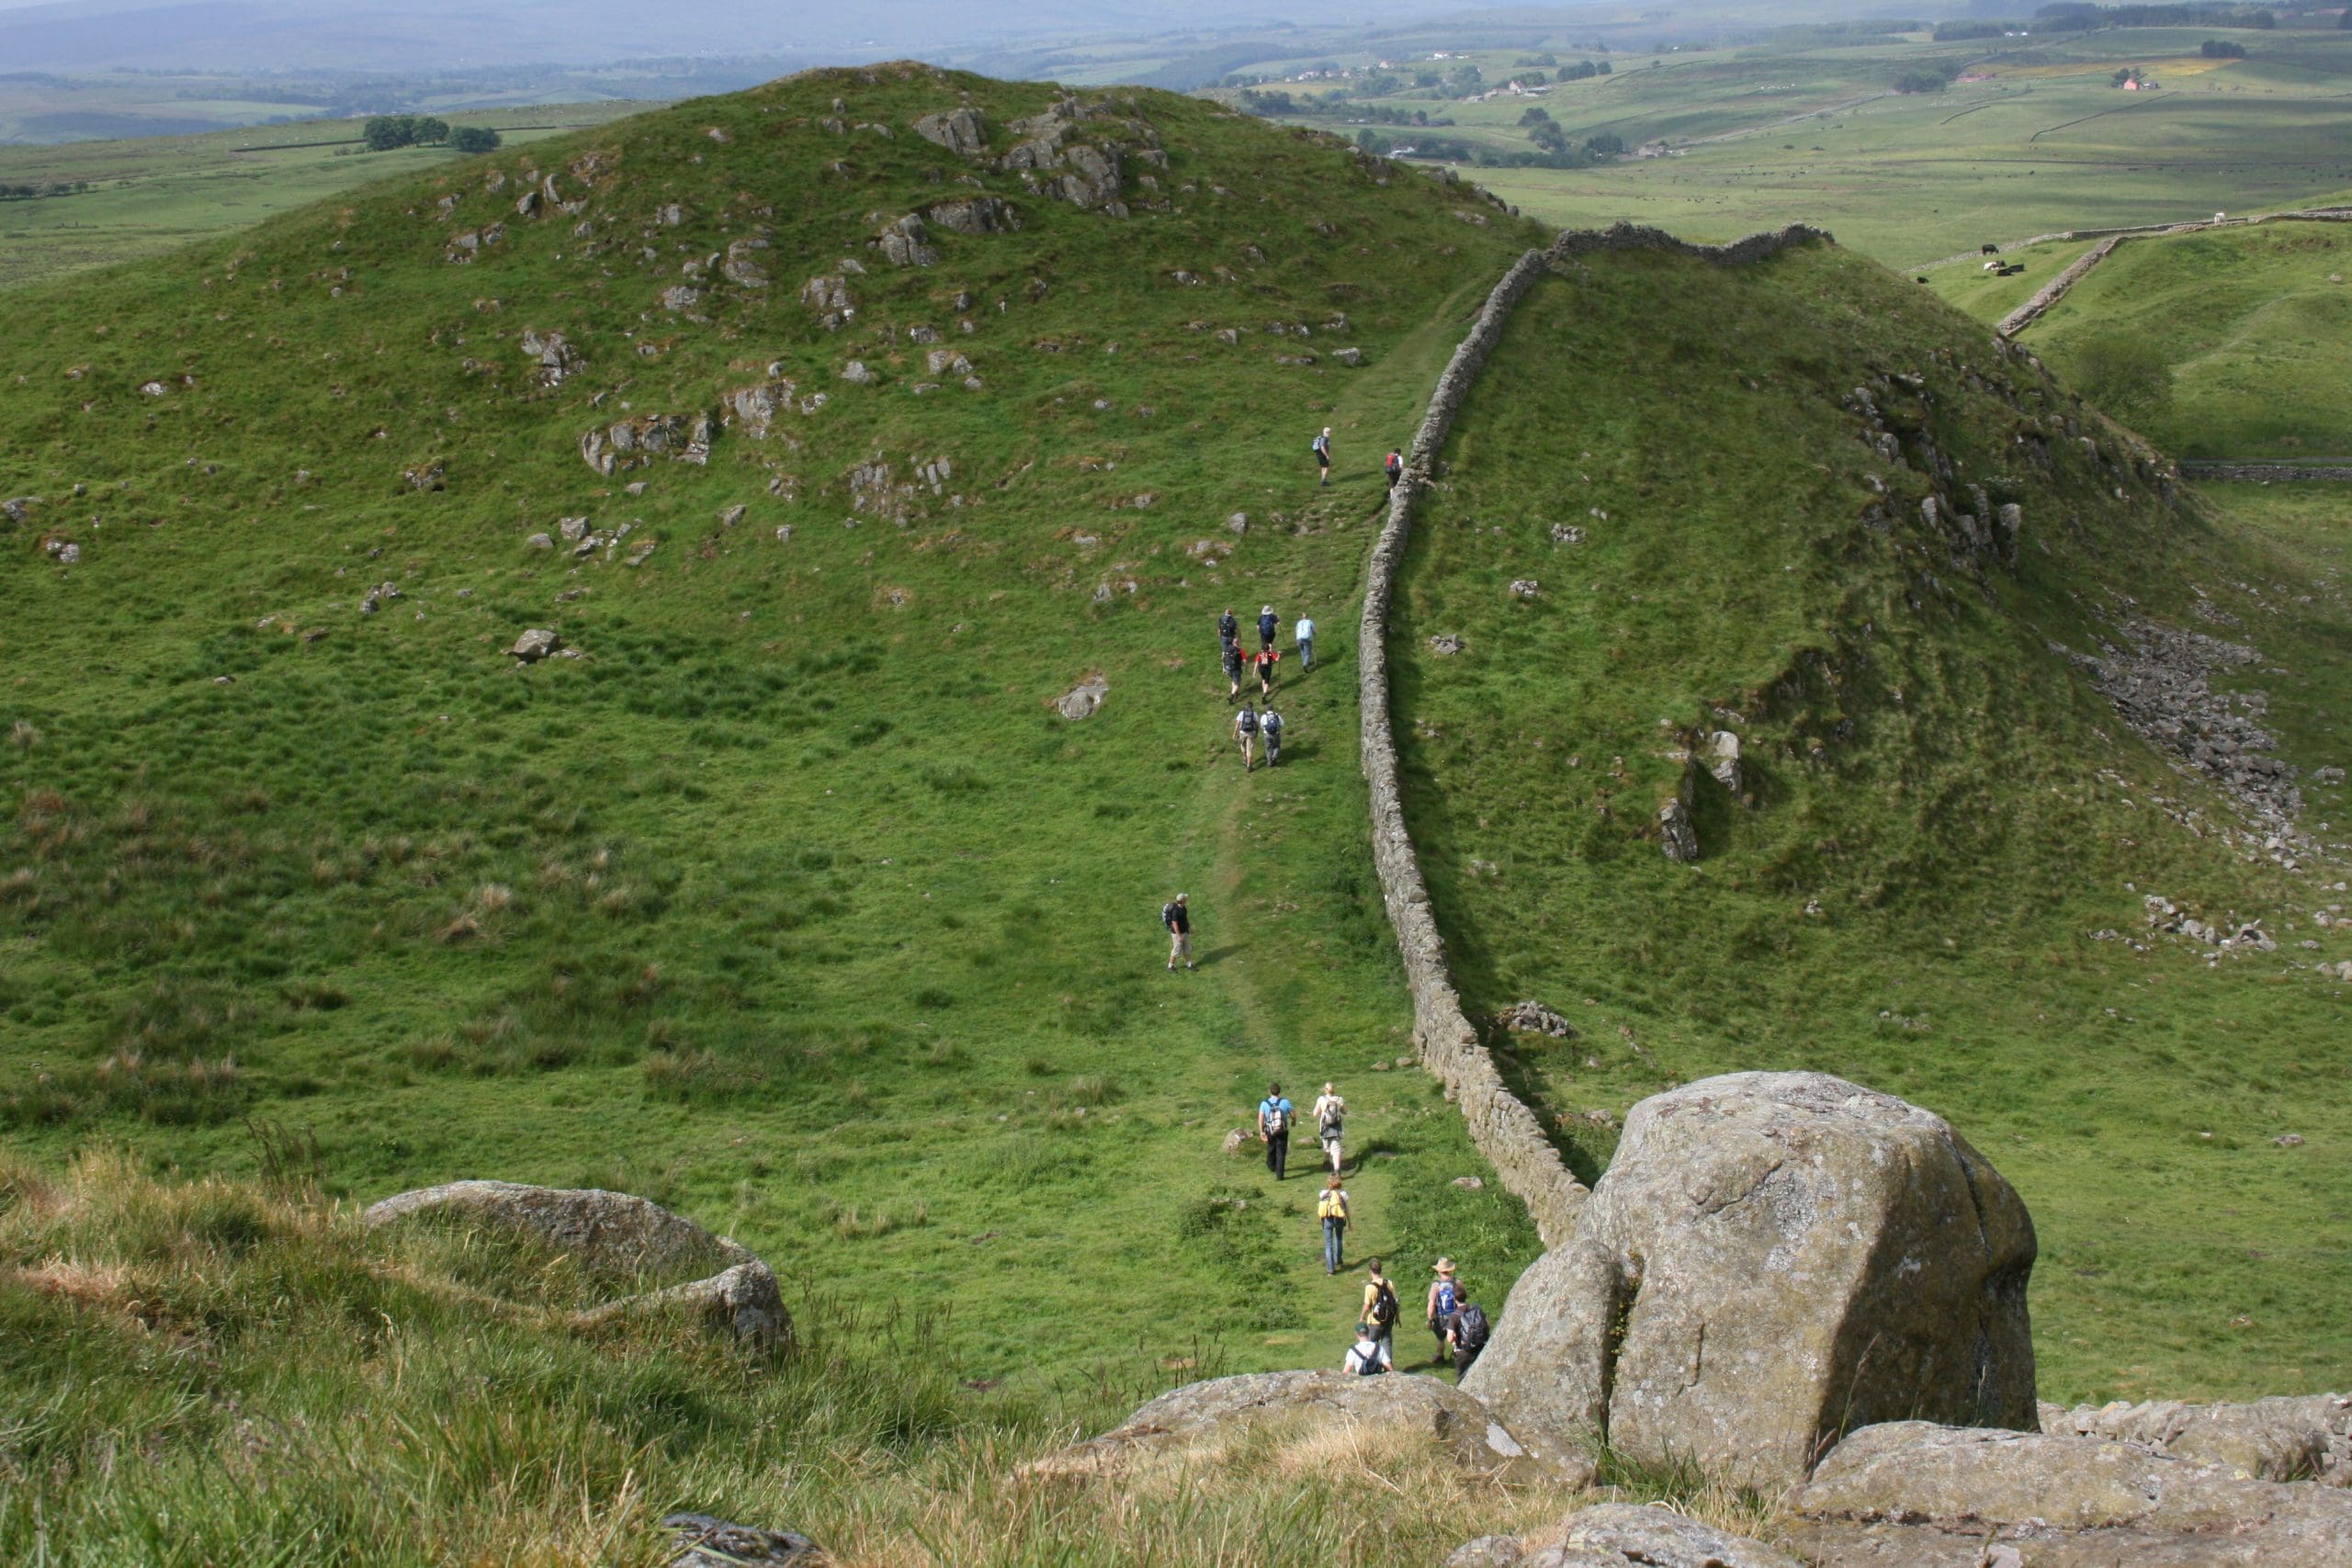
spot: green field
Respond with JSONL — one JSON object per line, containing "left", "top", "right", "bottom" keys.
{"left": 1237, "top": 26, "right": 2352, "bottom": 265}
{"left": 1934, "top": 218, "right": 2352, "bottom": 461}
{"left": 0, "top": 104, "right": 655, "bottom": 288}
{"left": 1385, "top": 243, "right": 2352, "bottom": 1404}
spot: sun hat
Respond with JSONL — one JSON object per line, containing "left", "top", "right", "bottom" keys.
{"left": 1433, "top": 1258, "right": 1456, "bottom": 1275}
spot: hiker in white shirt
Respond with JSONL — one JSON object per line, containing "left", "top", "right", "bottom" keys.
{"left": 1312, "top": 1082, "right": 1346, "bottom": 1174}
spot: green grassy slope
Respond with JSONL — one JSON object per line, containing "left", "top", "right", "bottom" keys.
{"left": 1390, "top": 241, "right": 2352, "bottom": 1404}
{"left": 0, "top": 63, "right": 1554, "bottom": 1387}
{"left": 1937, "top": 218, "right": 2352, "bottom": 460}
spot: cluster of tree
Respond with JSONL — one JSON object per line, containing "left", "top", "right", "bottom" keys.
{"left": 1555, "top": 59, "right": 1615, "bottom": 79}
{"left": 0, "top": 180, "right": 94, "bottom": 201}
{"left": 1936, "top": 1, "right": 2271, "bottom": 35}
{"left": 1238, "top": 90, "right": 1445, "bottom": 125}
{"left": 2199, "top": 37, "right": 2248, "bottom": 53}
{"left": 2110, "top": 64, "right": 2163, "bottom": 85}
{"left": 1515, "top": 52, "right": 1560, "bottom": 66}
{"left": 1363, "top": 127, "right": 1623, "bottom": 167}
{"left": 1894, "top": 69, "right": 1955, "bottom": 92}
{"left": 362, "top": 115, "right": 503, "bottom": 153}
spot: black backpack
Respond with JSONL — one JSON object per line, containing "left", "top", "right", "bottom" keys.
{"left": 1159, "top": 902, "right": 1181, "bottom": 929}
{"left": 1238, "top": 709, "right": 1258, "bottom": 735}
{"left": 1454, "top": 1304, "right": 1490, "bottom": 1353}
{"left": 1368, "top": 1280, "right": 1399, "bottom": 1329}
{"left": 1351, "top": 1343, "right": 1386, "bottom": 1376}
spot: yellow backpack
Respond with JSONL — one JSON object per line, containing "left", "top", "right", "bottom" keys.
{"left": 1317, "top": 1189, "right": 1348, "bottom": 1221}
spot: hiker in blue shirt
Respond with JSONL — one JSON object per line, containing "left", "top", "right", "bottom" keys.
{"left": 1258, "top": 1082, "right": 1295, "bottom": 1179}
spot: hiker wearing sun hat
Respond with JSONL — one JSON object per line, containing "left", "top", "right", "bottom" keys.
{"left": 1162, "top": 893, "right": 1193, "bottom": 972}
{"left": 1425, "top": 1258, "right": 1460, "bottom": 1367}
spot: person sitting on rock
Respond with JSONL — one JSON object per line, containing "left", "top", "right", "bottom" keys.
{"left": 1344, "top": 1321, "right": 1391, "bottom": 1376}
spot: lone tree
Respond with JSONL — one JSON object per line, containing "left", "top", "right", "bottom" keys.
{"left": 450, "top": 126, "right": 503, "bottom": 153}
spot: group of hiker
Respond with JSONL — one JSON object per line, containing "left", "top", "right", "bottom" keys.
{"left": 1221, "top": 604, "right": 1300, "bottom": 772}
{"left": 1170, "top": 430, "right": 1497, "bottom": 1381}
{"left": 1250, "top": 1078, "right": 1491, "bottom": 1382}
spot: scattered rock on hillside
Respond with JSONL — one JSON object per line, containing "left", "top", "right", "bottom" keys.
{"left": 2044, "top": 1392, "right": 2352, "bottom": 1483}
{"left": 799, "top": 274, "right": 854, "bottom": 330}
{"left": 2063, "top": 618, "right": 2303, "bottom": 853}
{"left": 1707, "top": 730, "right": 1743, "bottom": 794}
{"left": 840, "top": 361, "right": 874, "bottom": 385}
{"left": 926, "top": 195, "right": 1020, "bottom": 236}
{"left": 403, "top": 462, "right": 445, "bottom": 492}
{"left": 1787, "top": 1421, "right": 2352, "bottom": 1565}
{"left": 1221, "top": 1128, "right": 1253, "bottom": 1156}
{"left": 1429, "top": 634, "right": 1464, "bottom": 656}
{"left": 1495, "top": 1000, "right": 1576, "bottom": 1040}
{"left": 662, "top": 1512, "right": 822, "bottom": 1566}
{"left": 1465, "top": 1072, "right": 2038, "bottom": 1488}
{"left": 525, "top": 533, "right": 552, "bottom": 549}
{"left": 911, "top": 107, "right": 987, "bottom": 156}
{"left": 1056, "top": 673, "right": 1109, "bottom": 720}
{"left": 506, "top": 629, "right": 563, "bottom": 662}
{"left": 1, "top": 496, "right": 40, "bottom": 524}
{"left": 1550, "top": 524, "right": 1584, "bottom": 546}
{"left": 580, "top": 412, "right": 712, "bottom": 475}
{"left": 1453, "top": 1176, "right": 1485, "bottom": 1190}
{"left": 519, "top": 328, "right": 579, "bottom": 386}
{"left": 1020, "top": 1370, "right": 1575, "bottom": 1483}
{"left": 1509, "top": 579, "right": 1540, "bottom": 599}
{"left": 1454, "top": 1504, "right": 1803, "bottom": 1568}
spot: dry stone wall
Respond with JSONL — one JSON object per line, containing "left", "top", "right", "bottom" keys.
{"left": 1358, "top": 246, "right": 1586, "bottom": 1247}
{"left": 1997, "top": 208, "right": 2352, "bottom": 339}
{"left": 1359, "top": 222, "right": 1834, "bottom": 1247}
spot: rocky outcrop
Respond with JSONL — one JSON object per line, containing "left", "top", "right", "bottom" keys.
{"left": 1357, "top": 246, "right": 1588, "bottom": 1249}
{"left": 580, "top": 412, "right": 712, "bottom": 475}
{"left": 1055, "top": 673, "right": 1108, "bottom": 720}
{"left": 1787, "top": 1420, "right": 2352, "bottom": 1564}
{"left": 910, "top": 107, "right": 987, "bottom": 156}
{"left": 1464, "top": 1073, "right": 2037, "bottom": 1487}
{"left": 799, "top": 274, "right": 854, "bottom": 331}
{"left": 519, "top": 328, "right": 580, "bottom": 388}
{"left": 1450, "top": 1505, "right": 1803, "bottom": 1568}
{"left": 364, "top": 1180, "right": 786, "bottom": 1346}
{"left": 1020, "top": 1370, "right": 1569, "bottom": 1483}
{"left": 2044, "top": 1393, "right": 2352, "bottom": 1483}
{"left": 873, "top": 213, "right": 937, "bottom": 267}
{"left": 925, "top": 195, "right": 1020, "bottom": 236}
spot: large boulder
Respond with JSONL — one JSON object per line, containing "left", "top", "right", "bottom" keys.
{"left": 1786, "top": 1420, "right": 2352, "bottom": 1565}
{"left": 363, "top": 1180, "right": 787, "bottom": 1345}
{"left": 1464, "top": 1072, "right": 2036, "bottom": 1487}
{"left": 1019, "top": 1370, "right": 1577, "bottom": 1483}
{"left": 1449, "top": 1505, "right": 1803, "bottom": 1568}
{"left": 2044, "top": 1392, "right": 2352, "bottom": 1483}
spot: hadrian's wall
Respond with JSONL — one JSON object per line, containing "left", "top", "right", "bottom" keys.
{"left": 1356, "top": 222, "right": 1831, "bottom": 1247}
{"left": 1996, "top": 208, "right": 2352, "bottom": 339}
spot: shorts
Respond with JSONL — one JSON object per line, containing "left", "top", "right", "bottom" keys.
{"left": 1316, "top": 452, "right": 1330, "bottom": 469}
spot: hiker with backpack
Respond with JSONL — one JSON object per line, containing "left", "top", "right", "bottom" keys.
{"left": 1258, "top": 1082, "right": 1295, "bottom": 1179}
{"left": 1385, "top": 448, "right": 1405, "bottom": 493}
{"left": 1426, "top": 1258, "right": 1460, "bottom": 1366}
{"left": 1294, "top": 613, "right": 1315, "bottom": 671}
{"left": 1362, "top": 1258, "right": 1400, "bottom": 1368}
{"left": 1317, "top": 1173, "right": 1351, "bottom": 1275}
{"left": 1344, "top": 1321, "right": 1392, "bottom": 1376}
{"left": 1250, "top": 646, "right": 1281, "bottom": 700}
{"left": 1312, "top": 428, "right": 1332, "bottom": 487}
{"left": 1311, "top": 1081, "right": 1344, "bottom": 1173}
{"left": 1261, "top": 704, "right": 1284, "bottom": 766}
{"left": 1235, "top": 702, "right": 1260, "bottom": 771}
{"left": 1218, "top": 607, "right": 1239, "bottom": 649}
{"left": 1258, "top": 605, "right": 1279, "bottom": 652}
{"left": 1161, "top": 893, "right": 1194, "bottom": 972}
{"left": 1222, "top": 638, "right": 1245, "bottom": 704}
{"left": 1445, "top": 1285, "right": 1491, "bottom": 1384}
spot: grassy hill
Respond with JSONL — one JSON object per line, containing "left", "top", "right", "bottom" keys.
{"left": 1388, "top": 238, "right": 2352, "bottom": 1403}
{"left": 1936, "top": 217, "right": 2352, "bottom": 461}
{"left": 0, "top": 62, "right": 1557, "bottom": 1400}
